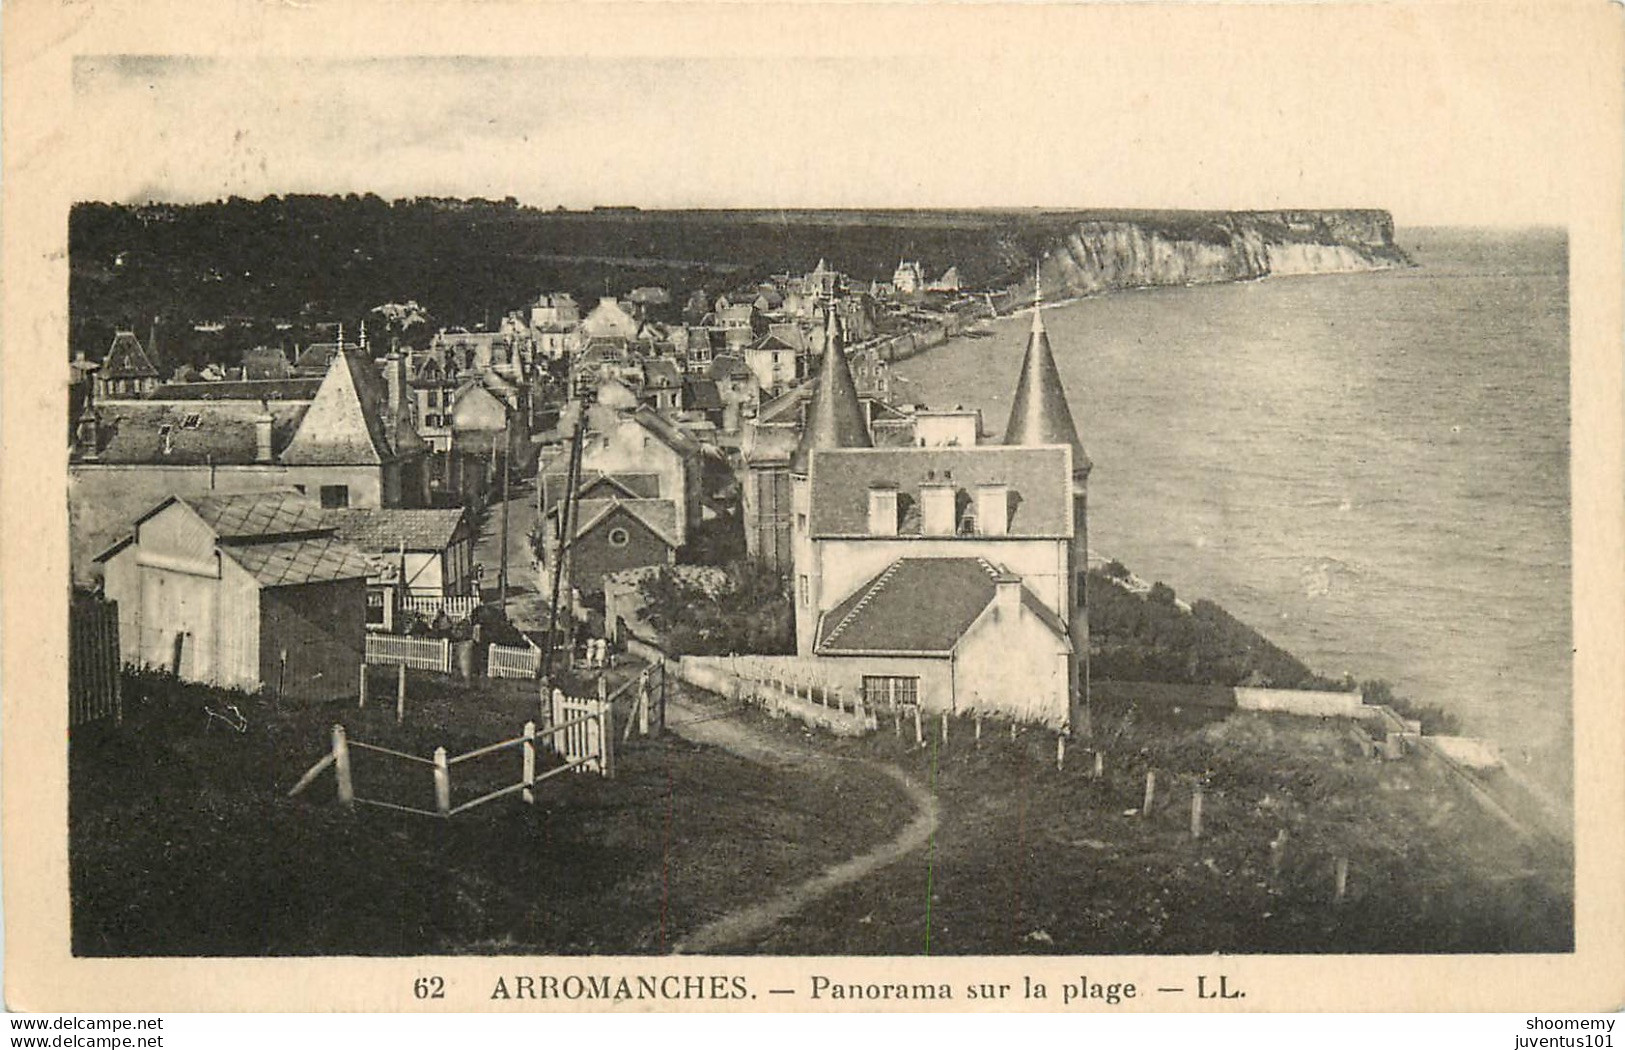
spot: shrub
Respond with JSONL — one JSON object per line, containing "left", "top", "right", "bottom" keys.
{"left": 1360, "top": 679, "right": 1462, "bottom": 736}
{"left": 637, "top": 562, "right": 792, "bottom": 655}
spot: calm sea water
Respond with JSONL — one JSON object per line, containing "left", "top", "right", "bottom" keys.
{"left": 892, "top": 228, "right": 1572, "bottom": 795}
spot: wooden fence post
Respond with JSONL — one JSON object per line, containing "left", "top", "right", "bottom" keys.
{"left": 1270, "top": 830, "right": 1289, "bottom": 884}
{"left": 1056, "top": 733, "right": 1066, "bottom": 772}
{"left": 358, "top": 663, "right": 368, "bottom": 709}
{"left": 638, "top": 676, "right": 650, "bottom": 737}
{"left": 1010, "top": 721, "right": 1018, "bottom": 743}
{"left": 974, "top": 715, "right": 983, "bottom": 748}
{"left": 893, "top": 705, "right": 901, "bottom": 738}
{"left": 1191, "top": 783, "right": 1205, "bottom": 839}
{"left": 396, "top": 663, "right": 407, "bottom": 725}
{"left": 941, "top": 713, "right": 949, "bottom": 744}
{"left": 1334, "top": 857, "right": 1349, "bottom": 904}
{"left": 332, "top": 725, "right": 354, "bottom": 808}
{"left": 913, "top": 705, "right": 923, "bottom": 747}
{"left": 657, "top": 660, "right": 668, "bottom": 736}
{"left": 433, "top": 747, "right": 451, "bottom": 816}
{"left": 598, "top": 677, "right": 615, "bottom": 778}
{"left": 1141, "top": 770, "right": 1157, "bottom": 816}
{"left": 522, "top": 720, "right": 537, "bottom": 805}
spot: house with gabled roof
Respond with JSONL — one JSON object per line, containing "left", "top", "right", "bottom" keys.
{"left": 540, "top": 495, "right": 680, "bottom": 597}
{"left": 744, "top": 326, "right": 807, "bottom": 395}
{"left": 640, "top": 358, "right": 683, "bottom": 414}
{"left": 95, "top": 492, "right": 371, "bottom": 700}
{"left": 278, "top": 346, "right": 429, "bottom": 510}
{"left": 812, "top": 557, "right": 1072, "bottom": 725}
{"left": 94, "top": 331, "right": 160, "bottom": 399}
{"left": 324, "top": 506, "right": 476, "bottom": 630}
{"left": 70, "top": 346, "right": 431, "bottom": 583}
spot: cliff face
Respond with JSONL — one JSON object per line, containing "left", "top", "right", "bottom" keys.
{"left": 1029, "top": 210, "right": 1408, "bottom": 300}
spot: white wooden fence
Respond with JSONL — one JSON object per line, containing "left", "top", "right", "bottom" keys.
{"left": 550, "top": 688, "right": 611, "bottom": 774}
{"left": 364, "top": 634, "right": 452, "bottom": 672}
{"left": 402, "top": 595, "right": 480, "bottom": 622}
{"left": 488, "top": 640, "right": 541, "bottom": 680}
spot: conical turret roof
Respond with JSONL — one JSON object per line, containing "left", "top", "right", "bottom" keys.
{"left": 1003, "top": 268, "right": 1090, "bottom": 472}
{"left": 791, "top": 308, "right": 871, "bottom": 474}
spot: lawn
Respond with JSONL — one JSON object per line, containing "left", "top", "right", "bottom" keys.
{"left": 69, "top": 666, "right": 906, "bottom": 956}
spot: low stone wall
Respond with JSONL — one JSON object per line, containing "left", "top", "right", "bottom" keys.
{"left": 677, "top": 656, "right": 871, "bottom": 737}
{"left": 1234, "top": 687, "right": 1366, "bottom": 718}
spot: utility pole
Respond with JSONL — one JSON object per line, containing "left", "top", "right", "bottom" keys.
{"left": 539, "top": 406, "right": 587, "bottom": 694}
{"left": 498, "top": 416, "right": 511, "bottom": 610}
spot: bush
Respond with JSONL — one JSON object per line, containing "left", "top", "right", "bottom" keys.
{"left": 1361, "top": 679, "right": 1461, "bottom": 736}
{"left": 637, "top": 562, "right": 792, "bottom": 655}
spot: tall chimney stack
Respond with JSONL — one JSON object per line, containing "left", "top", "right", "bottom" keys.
{"left": 254, "top": 408, "right": 274, "bottom": 463}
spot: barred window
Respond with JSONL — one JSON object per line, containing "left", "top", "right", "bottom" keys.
{"left": 862, "top": 675, "right": 919, "bottom": 708}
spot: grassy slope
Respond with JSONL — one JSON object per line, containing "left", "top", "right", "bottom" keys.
{"left": 686, "top": 694, "right": 1572, "bottom": 956}
{"left": 69, "top": 668, "right": 904, "bottom": 956}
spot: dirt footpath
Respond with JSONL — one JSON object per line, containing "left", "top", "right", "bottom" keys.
{"left": 663, "top": 688, "right": 938, "bottom": 954}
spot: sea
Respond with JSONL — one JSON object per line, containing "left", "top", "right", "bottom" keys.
{"left": 891, "top": 227, "right": 1572, "bottom": 798}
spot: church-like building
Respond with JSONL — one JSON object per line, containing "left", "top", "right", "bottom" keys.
{"left": 790, "top": 281, "right": 1092, "bottom": 731}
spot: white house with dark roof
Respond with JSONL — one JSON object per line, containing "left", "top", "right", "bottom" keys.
{"left": 812, "top": 557, "right": 1072, "bottom": 725}
{"left": 95, "top": 492, "right": 371, "bottom": 700}
{"left": 788, "top": 277, "right": 1093, "bottom": 730}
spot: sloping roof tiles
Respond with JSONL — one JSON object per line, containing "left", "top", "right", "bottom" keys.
{"left": 814, "top": 558, "right": 998, "bottom": 654}
{"left": 101, "top": 331, "right": 160, "bottom": 380}
{"left": 807, "top": 446, "right": 1072, "bottom": 538}
{"left": 223, "top": 535, "right": 375, "bottom": 587}
{"left": 817, "top": 557, "right": 1069, "bottom": 655}
{"left": 90, "top": 402, "right": 307, "bottom": 465}
{"left": 324, "top": 507, "right": 469, "bottom": 552}
{"left": 181, "top": 491, "right": 332, "bottom": 540}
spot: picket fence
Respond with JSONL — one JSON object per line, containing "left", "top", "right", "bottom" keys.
{"left": 364, "top": 634, "right": 452, "bottom": 673}
{"left": 488, "top": 640, "right": 541, "bottom": 680}
{"left": 403, "top": 595, "right": 480, "bottom": 622}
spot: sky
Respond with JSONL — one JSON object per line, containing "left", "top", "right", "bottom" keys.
{"left": 66, "top": 8, "right": 1599, "bottom": 227}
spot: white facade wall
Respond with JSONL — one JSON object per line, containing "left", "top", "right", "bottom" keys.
{"left": 913, "top": 411, "right": 981, "bottom": 448}
{"left": 953, "top": 602, "right": 1070, "bottom": 727}
{"left": 101, "top": 503, "right": 264, "bottom": 691}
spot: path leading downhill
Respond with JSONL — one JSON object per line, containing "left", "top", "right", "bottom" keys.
{"left": 663, "top": 690, "right": 939, "bottom": 955}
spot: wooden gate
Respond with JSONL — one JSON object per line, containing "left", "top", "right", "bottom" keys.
{"left": 549, "top": 688, "right": 611, "bottom": 775}
{"left": 488, "top": 641, "right": 541, "bottom": 679}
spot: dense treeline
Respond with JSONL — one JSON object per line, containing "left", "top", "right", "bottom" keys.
{"left": 68, "top": 196, "right": 1057, "bottom": 370}
{"left": 69, "top": 196, "right": 1398, "bottom": 373}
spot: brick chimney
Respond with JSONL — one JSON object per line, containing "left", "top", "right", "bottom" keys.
{"left": 993, "top": 572, "right": 1021, "bottom": 619}
{"left": 867, "top": 484, "right": 899, "bottom": 536}
{"left": 920, "top": 481, "right": 956, "bottom": 536}
{"left": 254, "top": 409, "right": 274, "bottom": 463}
{"left": 976, "top": 483, "right": 1009, "bottom": 536}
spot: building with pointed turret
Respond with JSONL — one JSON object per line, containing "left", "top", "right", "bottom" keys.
{"left": 788, "top": 269, "right": 1091, "bottom": 731}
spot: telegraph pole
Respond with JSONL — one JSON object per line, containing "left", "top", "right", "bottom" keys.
{"left": 497, "top": 422, "right": 510, "bottom": 611}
